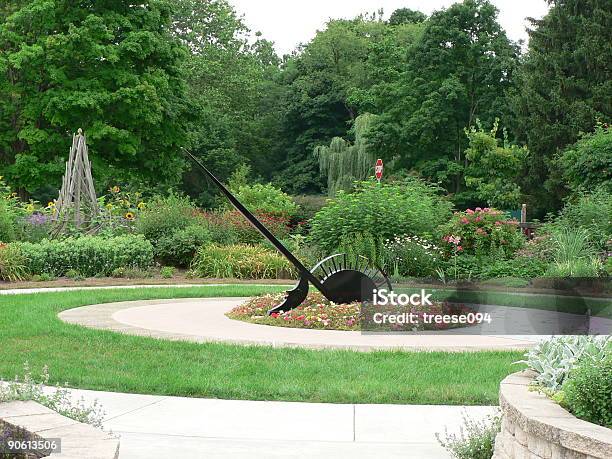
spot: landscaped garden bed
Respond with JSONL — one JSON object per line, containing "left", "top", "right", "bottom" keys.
{"left": 227, "top": 291, "right": 476, "bottom": 331}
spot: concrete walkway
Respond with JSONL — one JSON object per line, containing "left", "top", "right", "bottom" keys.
{"left": 58, "top": 297, "right": 549, "bottom": 351}
{"left": 54, "top": 387, "right": 497, "bottom": 459}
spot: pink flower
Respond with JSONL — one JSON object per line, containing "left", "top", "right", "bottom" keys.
{"left": 475, "top": 207, "right": 482, "bottom": 212}
{"left": 461, "top": 217, "right": 469, "bottom": 224}
{"left": 466, "top": 209, "right": 474, "bottom": 214}
{"left": 495, "top": 221, "right": 502, "bottom": 226}
{"left": 456, "top": 246, "right": 463, "bottom": 251}
{"left": 483, "top": 208, "right": 490, "bottom": 212}
{"left": 475, "top": 216, "right": 482, "bottom": 222}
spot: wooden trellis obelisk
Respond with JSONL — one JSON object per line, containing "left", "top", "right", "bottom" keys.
{"left": 52, "top": 129, "right": 99, "bottom": 235}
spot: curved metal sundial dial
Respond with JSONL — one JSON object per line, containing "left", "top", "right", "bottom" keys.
{"left": 185, "top": 151, "right": 392, "bottom": 315}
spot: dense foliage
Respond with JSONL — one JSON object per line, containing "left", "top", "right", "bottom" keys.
{"left": 309, "top": 179, "right": 453, "bottom": 252}
{"left": 12, "top": 235, "right": 154, "bottom": 277}
{"left": 0, "top": 0, "right": 190, "bottom": 196}
{"left": 0, "top": 1, "right": 610, "bottom": 284}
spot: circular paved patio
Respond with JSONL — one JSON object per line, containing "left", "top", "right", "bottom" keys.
{"left": 56, "top": 297, "right": 565, "bottom": 351}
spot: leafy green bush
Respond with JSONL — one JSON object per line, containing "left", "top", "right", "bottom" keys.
{"left": 556, "top": 125, "right": 612, "bottom": 194}
{"left": 231, "top": 183, "right": 298, "bottom": 217}
{"left": 15, "top": 235, "right": 154, "bottom": 277}
{"left": 440, "top": 208, "right": 525, "bottom": 259}
{"left": 550, "top": 188, "right": 612, "bottom": 250}
{"left": 562, "top": 355, "right": 612, "bottom": 428}
{"left": 517, "top": 336, "right": 610, "bottom": 390}
{"left": 135, "top": 194, "right": 197, "bottom": 243}
{"left": 0, "top": 243, "right": 27, "bottom": 281}
{"left": 155, "top": 224, "right": 212, "bottom": 267}
{"left": 384, "top": 235, "right": 443, "bottom": 278}
{"left": 0, "top": 199, "right": 17, "bottom": 242}
{"left": 338, "top": 232, "right": 386, "bottom": 268}
{"left": 436, "top": 412, "right": 500, "bottom": 459}
{"left": 202, "top": 210, "right": 291, "bottom": 245}
{"left": 160, "top": 266, "right": 175, "bottom": 278}
{"left": 478, "top": 256, "right": 548, "bottom": 280}
{"left": 309, "top": 179, "right": 453, "bottom": 252}
{"left": 190, "top": 244, "right": 295, "bottom": 279}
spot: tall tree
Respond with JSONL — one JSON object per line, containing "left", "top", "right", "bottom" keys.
{"left": 368, "top": 0, "right": 519, "bottom": 207}
{"left": 0, "top": 0, "right": 190, "bottom": 197}
{"left": 273, "top": 15, "right": 387, "bottom": 194}
{"left": 172, "top": 0, "right": 284, "bottom": 204}
{"left": 511, "top": 0, "right": 612, "bottom": 216}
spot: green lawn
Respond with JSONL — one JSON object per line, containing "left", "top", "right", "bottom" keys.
{"left": 0, "top": 286, "right": 523, "bottom": 405}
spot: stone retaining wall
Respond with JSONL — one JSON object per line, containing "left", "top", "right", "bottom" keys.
{"left": 0, "top": 400, "right": 119, "bottom": 459}
{"left": 493, "top": 371, "right": 612, "bottom": 459}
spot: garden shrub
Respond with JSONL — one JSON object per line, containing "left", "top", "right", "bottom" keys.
{"left": 517, "top": 336, "right": 610, "bottom": 390}
{"left": 338, "top": 232, "right": 386, "bottom": 269}
{"left": 440, "top": 208, "right": 525, "bottom": 259}
{"left": 562, "top": 355, "right": 612, "bottom": 428}
{"left": 0, "top": 243, "right": 27, "bottom": 281}
{"left": 15, "top": 235, "right": 154, "bottom": 277}
{"left": 383, "top": 235, "right": 443, "bottom": 278}
{"left": 477, "top": 256, "right": 548, "bottom": 280}
{"left": 135, "top": 194, "right": 197, "bottom": 243}
{"left": 14, "top": 213, "right": 52, "bottom": 242}
{"left": 0, "top": 199, "right": 17, "bottom": 242}
{"left": 436, "top": 412, "right": 500, "bottom": 459}
{"left": 309, "top": 178, "right": 453, "bottom": 252}
{"left": 190, "top": 244, "right": 295, "bottom": 279}
{"left": 556, "top": 125, "right": 612, "bottom": 195}
{"left": 230, "top": 183, "right": 298, "bottom": 217}
{"left": 155, "top": 224, "right": 212, "bottom": 267}
{"left": 160, "top": 266, "right": 175, "bottom": 278}
{"left": 201, "top": 210, "right": 291, "bottom": 245}
{"left": 550, "top": 188, "right": 612, "bottom": 251}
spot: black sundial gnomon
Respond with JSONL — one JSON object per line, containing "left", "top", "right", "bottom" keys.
{"left": 185, "top": 150, "right": 393, "bottom": 315}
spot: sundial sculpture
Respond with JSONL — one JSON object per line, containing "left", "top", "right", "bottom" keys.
{"left": 185, "top": 150, "right": 392, "bottom": 315}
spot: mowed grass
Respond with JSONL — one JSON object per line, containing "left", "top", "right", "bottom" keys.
{"left": 0, "top": 286, "right": 523, "bottom": 405}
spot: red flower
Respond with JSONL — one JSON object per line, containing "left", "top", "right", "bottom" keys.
{"left": 456, "top": 246, "right": 463, "bottom": 251}
{"left": 271, "top": 313, "right": 279, "bottom": 318}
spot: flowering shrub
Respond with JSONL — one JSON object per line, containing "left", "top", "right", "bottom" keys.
{"left": 0, "top": 362, "right": 105, "bottom": 427}
{"left": 441, "top": 208, "right": 525, "bottom": 259}
{"left": 384, "top": 235, "right": 443, "bottom": 278}
{"left": 309, "top": 179, "right": 453, "bottom": 252}
{"left": 227, "top": 292, "right": 475, "bottom": 331}
{"left": 190, "top": 244, "right": 295, "bottom": 279}
{"left": 97, "top": 185, "right": 147, "bottom": 234}
{"left": 13, "top": 235, "right": 154, "bottom": 277}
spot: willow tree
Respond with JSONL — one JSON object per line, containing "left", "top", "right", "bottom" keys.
{"left": 314, "top": 113, "right": 377, "bottom": 196}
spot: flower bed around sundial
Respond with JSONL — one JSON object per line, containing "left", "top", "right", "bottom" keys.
{"left": 226, "top": 292, "right": 477, "bottom": 331}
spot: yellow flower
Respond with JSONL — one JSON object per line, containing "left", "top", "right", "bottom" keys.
{"left": 25, "top": 204, "right": 35, "bottom": 213}
{"left": 111, "top": 186, "right": 120, "bottom": 193}
{"left": 47, "top": 201, "right": 56, "bottom": 208}
{"left": 137, "top": 202, "right": 145, "bottom": 210}
{"left": 106, "top": 203, "right": 114, "bottom": 210}
{"left": 124, "top": 212, "right": 135, "bottom": 221}
{"left": 122, "top": 199, "right": 130, "bottom": 207}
